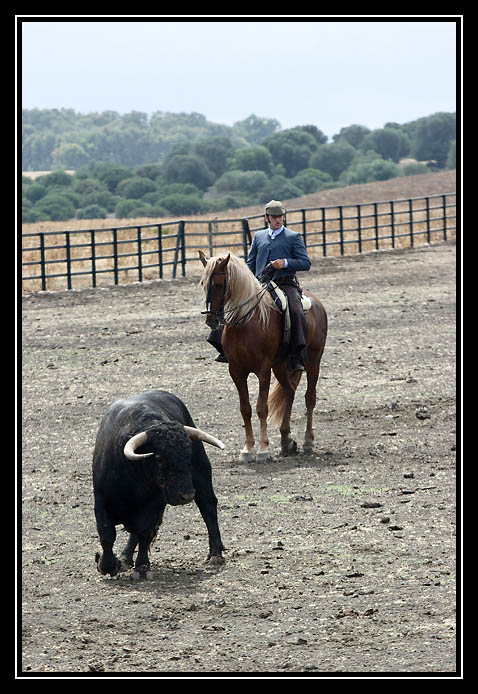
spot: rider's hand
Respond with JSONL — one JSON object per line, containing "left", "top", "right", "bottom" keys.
{"left": 270, "top": 259, "right": 286, "bottom": 270}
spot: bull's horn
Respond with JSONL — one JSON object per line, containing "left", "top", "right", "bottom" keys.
{"left": 183, "top": 426, "right": 225, "bottom": 450}
{"left": 124, "top": 431, "right": 155, "bottom": 460}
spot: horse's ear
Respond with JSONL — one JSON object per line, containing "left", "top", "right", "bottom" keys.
{"left": 217, "top": 253, "right": 231, "bottom": 270}
{"left": 198, "top": 250, "right": 208, "bottom": 267}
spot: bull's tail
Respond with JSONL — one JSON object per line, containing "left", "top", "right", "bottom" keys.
{"left": 267, "top": 371, "right": 303, "bottom": 426}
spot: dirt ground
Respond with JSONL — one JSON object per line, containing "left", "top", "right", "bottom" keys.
{"left": 20, "top": 240, "right": 458, "bottom": 677}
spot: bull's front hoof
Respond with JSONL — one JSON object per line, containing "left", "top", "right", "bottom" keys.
{"left": 95, "top": 552, "right": 120, "bottom": 577}
{"left": 133, "top": 565, "right": 153, "bottom": 581}
{"left": 207, "top": 554, "right": 225, "bottom": 566}
{"left": 282, "top": 439, "right": 298, "bottom": 456}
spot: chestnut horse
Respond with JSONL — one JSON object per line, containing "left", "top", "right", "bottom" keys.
{"left": 199, "top": 251, "right": 327, "bottom": 462}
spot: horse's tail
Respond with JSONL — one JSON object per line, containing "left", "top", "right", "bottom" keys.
{"left": 267, "top": 371, "right": 303, "bottom": 426}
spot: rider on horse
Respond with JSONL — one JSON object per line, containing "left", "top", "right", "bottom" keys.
{"left": 208, "top": 199, "right": 311, "bottom": 372}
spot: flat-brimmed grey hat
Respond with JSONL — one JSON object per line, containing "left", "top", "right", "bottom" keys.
{"left": 264, "top": 200, "right": 286, "bottom": 216}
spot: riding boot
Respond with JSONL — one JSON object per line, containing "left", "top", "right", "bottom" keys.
{"left": 288, "top": 353, "right": 305, "bottom": 371}
{"left": 207, "top": 326, "right": 228, "bottom": 363}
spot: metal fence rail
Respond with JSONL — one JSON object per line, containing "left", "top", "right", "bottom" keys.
{"left": 22, "top": 192, "right": 456, "bottom": 293}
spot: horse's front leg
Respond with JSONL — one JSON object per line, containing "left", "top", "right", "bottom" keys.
{"left": 256, "top": 370, "right": 272, "bottom": 462}
{"left": 230, "top": 370, "right": 255, "bottom": 463}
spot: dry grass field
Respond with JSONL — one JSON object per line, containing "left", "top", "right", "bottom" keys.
{"left": 21, "top": 170, "right": 456, "bottom": 294}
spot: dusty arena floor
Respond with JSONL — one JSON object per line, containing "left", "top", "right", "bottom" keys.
{"left": 20, "top": 241, "right": 458, "bottom": 677}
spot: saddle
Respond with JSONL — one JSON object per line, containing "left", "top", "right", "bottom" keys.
{"left": 265, "top": 280, "right": 312, "bottom": 345}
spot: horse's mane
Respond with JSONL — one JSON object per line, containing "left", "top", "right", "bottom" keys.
{"left": 200, "top": 254, "right": 276, "bottom": 327}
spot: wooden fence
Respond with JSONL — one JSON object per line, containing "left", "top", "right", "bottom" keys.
{"left": 21, "top": 192, "right": 456, "bottom": 293}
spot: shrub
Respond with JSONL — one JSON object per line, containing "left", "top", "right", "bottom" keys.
{"left": 76, "top": 204, "right": 108, "bottom": 219}
{"left": 292, "top": 168, "right": 333, "bottom": 194}
{"left": 34, "top": 193, "right": 76, "bottom": 221}
{"left": 36, "top": 170, "right": 73, "bottom": 187}
{"left": 160, "top": 193, "right": 208, "bottom": 216}
{"left": 116, "top": 176, "right": 158, "bottom": 199}
{"left": 24, "top": 183, "right": 48, "bottom": 203}
{"left": 114, "top": 199, "right": 142, "bottom": 218}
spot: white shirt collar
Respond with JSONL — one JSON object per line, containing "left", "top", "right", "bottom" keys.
{"left": 268, "top": 225, "right": 284, "bottom": 238}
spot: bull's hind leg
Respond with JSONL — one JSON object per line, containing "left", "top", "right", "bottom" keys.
{"left": 303, "top": 349, "right": 321, "bottom": 453}
{"left": 119, "top": 533, "right": 138, "bottom": 569}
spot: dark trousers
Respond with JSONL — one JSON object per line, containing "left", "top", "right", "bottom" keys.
{"left": 207, "top": 276, "right": 307, "bottom": 360}
{"left": 275, "top": 277, "right": 307, "bottom": 358}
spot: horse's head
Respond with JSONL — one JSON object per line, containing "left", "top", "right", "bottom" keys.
{"left": 199, "top": 251, "right": 230, "bottom": 330}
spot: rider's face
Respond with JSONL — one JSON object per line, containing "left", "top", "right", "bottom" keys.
{"left": 267, "top": 214, "right": 284, "bottom": 231}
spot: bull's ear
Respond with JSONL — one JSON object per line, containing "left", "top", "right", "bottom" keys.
{"left": 198, "top": 250, "right": 208, "bottom": 267}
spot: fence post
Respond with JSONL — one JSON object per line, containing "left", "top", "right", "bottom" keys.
{"left": 157, "top": 224, "right": 163, "bottom": 279}
{"left": 172, "top": 221, "right": 185, "bottom": 279}
{"left": 112, "top": 228, "right": 119, "bottom": 285}
{"left": 338, "top": 206, "right": 344, "bottom": 255}
{"left": 180, "top": 221, "right": 186, "bottom": 277}
{"left": 208, "top": 221, "right": 214, "bottom": 257}
{"left": 390, "top": 201, "right": 395, "bottom": 248}
{"left": 242, "top": 218, "right": 251, "bottom": 260}
{"left": 137, "top": 226, "right": 143, "bottom": 282}
{"left": 408, "top": 199, "right": 414, "bottom": 248}
{"left": 66, "top": 232, "right": 72, "bottom": 290}
{"left": 91, "top": 230, "right": 97, "bottom": 287}
{"left": 38, "top": 232, "right": 46, "bottom": 291}
{"left": 373, "top": 203, "right": 379, "bottom": 250}
{"left": 442, "top": 194, "right": 447, "bottom": 240}
{"left": 301, "top": 209, "right": 307, "bottom": 246}
{"left": 425, "top": 197, "right": 431, "bottom": 243}
{"left": 321, "top": 208, "right": 326, "bottom": 256}
{"left": 357, "top": 204, "right": 362, "bottom": 254}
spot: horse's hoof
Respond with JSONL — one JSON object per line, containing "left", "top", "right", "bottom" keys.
{"left": 239, "top": 450, "right": 254, "bottom": 463}
{"left": 303, "top": 442, "right": 314, "bottom": 454}
{"left": 256, "top": 451, "right": 270, "bottom": 463}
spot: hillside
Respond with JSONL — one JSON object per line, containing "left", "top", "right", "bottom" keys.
{"left": 222, "top": 170, "right": 457, "bottom": 221}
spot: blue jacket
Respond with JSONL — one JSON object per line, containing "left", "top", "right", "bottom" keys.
{"left": 246, "top": 227, "right": 311, "bottom": 279}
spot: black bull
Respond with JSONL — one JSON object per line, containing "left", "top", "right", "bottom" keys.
{"left": 92, "top": 390, "right": 225, "bottom": 578}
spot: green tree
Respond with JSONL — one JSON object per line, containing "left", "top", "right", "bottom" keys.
{"left": 23, "top": 182, "right": 48, "bottom": 203}
{"left": 232, "top": 114, "right": 281, "bottom": 145}
{"left": 163, "top": 154, "right": 215, "bottom": 190}
{"left": 116, "top": 176, "right": 158, "bottom": 199}
{"left": 411, "top": 112, "right": 456, "bottom": 167}
{"left": 76, "top": 204, "right": 108, "bottom": 219}
{"left": 291, "top": 168, "right": 333, "bottom": 194}
{"left": 446, "top": 139, "right": 456, "bottom": 169}
{"left": 34, "top": 193, "right": 76, "bottom": 221}
{"left": 262, "top": 128, "right": 319, "bottom": 177}
{"left": 51, "top": 142, "right": 89, "bottom": 169}
{"left": 228, "top": 145, "right": 273, "bottom": 175}
{"left": 333, "top": 124, "right": 371, "bottom": 149}
{"left": 309, "top": 141, "right": 356, "bottom": 180}
{"left": 193, "top": 136, "right": 234, "bottom": 178}
{"left": 361, "top": 128, "right": 405, "bottom": 163}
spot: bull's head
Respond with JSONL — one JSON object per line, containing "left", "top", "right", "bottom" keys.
{"left": 123, "top": 424, "right": 224, "bottom": 506}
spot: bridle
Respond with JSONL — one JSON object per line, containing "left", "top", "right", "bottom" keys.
{"left": 202, "top": 265, "right": 268, "bottom": 328}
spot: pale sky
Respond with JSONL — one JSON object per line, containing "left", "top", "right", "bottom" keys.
{"left": 19, "top": 17, "right": 459, "bottom": 140}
